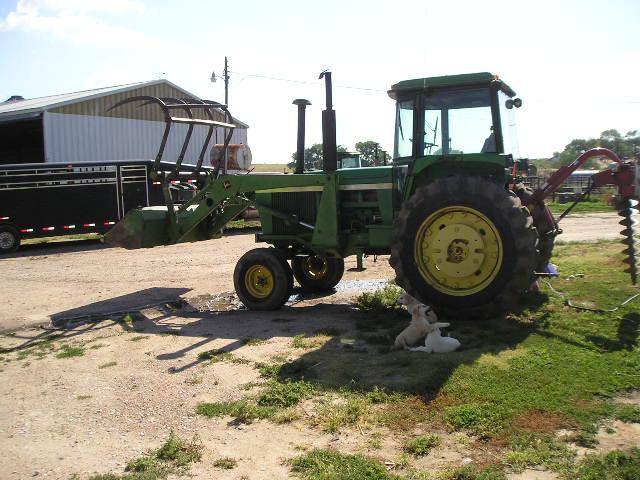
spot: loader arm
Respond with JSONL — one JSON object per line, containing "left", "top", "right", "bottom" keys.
{"left": 105, "top": 173, "right": 334, "bottom": 249}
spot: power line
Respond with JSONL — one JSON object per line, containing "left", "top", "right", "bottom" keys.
{"left": 234, "top": 72, "right": 387, "bottom": 93}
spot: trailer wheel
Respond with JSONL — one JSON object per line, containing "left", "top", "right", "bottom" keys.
{"left": 0, "top": 225, "right": 20, "bottom": 254}
{"left": 292, "top": 255, "right": 344, "bottom": 291}
{"left": 389, "top": 176, "right": 537, "bottom": 315}
{"left": 234, "top": 248, "right": 292, "bottom": 310}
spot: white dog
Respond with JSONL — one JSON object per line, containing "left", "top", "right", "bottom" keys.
{"left": 409, "top": 322, "right": 461, "bottom": 353}
{"left": 397, "top": 291, "right": 423, "bottom": 315}
{"left": 394, "top": 303, "right": 436, "bottom": 349}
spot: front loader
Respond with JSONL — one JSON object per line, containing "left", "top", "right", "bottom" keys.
{"left": 105, "top": 71, "right": 639, "bottom": 314}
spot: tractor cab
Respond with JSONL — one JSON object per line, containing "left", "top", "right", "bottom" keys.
{"left": 388, "top": 72, "right": 522, "bottom": 162}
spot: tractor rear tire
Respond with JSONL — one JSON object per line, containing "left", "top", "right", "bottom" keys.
{"left": 0, "top": 225, "right": 20, "bottom": 254}
{"left": 292, "top": 255, "right": 345, "bottom": 292}
{"left": 389, "top": 176, "right": 537, "bottom": 315}
{"left": 234, "top": 248, "right": 292, "bottom": 310}
{"left": 514, "top": 184, "right": 557, "bottom": 272}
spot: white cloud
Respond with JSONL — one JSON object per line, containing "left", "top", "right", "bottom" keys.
{"left": 0, "top": 0, "right": 155, "bottom": 47}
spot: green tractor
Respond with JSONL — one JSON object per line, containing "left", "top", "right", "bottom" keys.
{"left": 105, "top": 72, "right": 553, "bottom": 313}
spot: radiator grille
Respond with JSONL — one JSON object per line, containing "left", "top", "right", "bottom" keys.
{"left": 271, "top": 192, "right": 318, "bottom": 234}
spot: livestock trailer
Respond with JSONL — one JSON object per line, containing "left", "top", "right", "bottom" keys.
{"left": 0, "top": 160, "right": 207, "bottom": 253}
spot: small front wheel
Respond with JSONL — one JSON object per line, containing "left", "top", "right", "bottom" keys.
{"left": 292, "top": 255, "right": 344, "bottom": 291}
{"left": 234, "top": 248, "right": 291, "bottom": 310}
{"left": 0, "top": 225, "right": 20, "bottom": 254}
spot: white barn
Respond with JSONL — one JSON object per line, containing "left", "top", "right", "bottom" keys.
{"left": 0, "top": 80, "right": 248, "bottom": 165}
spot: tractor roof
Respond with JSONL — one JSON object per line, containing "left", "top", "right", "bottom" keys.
{"left": 388, "top": 72, "right": 516, "bottom": 99}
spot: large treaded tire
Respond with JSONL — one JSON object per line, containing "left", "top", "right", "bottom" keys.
{"left": 234, "top": 248, "right": 292, "bottom": 310}
{"left": 389, "top": 176, "right": 537, "bottom": 315}
{"left": 0, "top": 225, "right": 20, "bottom": 254}
{"left": 514, "top": 184, "right": 557, "bottom": 272}
{"left": 292, "top": 255, "right": 344, "bottom": 292}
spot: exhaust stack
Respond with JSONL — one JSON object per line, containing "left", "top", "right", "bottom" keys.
{"left": 293, "top": 99, "right": 311, "bottom": 174}
{"left": 319, "top": 71, "right": 337, "bottom": 172}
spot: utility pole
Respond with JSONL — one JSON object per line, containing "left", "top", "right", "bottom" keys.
{"left": 222, "top": 57, "right": 230, "bottom": 174}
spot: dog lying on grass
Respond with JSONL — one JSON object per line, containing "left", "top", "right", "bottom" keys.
{"left": 393, "top": 303, "right": 436, "bottom": 349}
{"left": 409, "top": 322, "right": 461, "bottom": 353}
{"left": 394, "top": 291, "right": 461, "bottom": 353}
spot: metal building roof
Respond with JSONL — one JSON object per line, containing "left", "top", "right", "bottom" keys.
{"left": 0, "top": 79, "right": 249, "bottom": 128}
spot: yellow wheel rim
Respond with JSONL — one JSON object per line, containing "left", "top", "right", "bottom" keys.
{"left": 414, "top": 206, "right": 503, "bottom": 296}
{"left": 245, "top": 264, "right": 274, "bottom": 298}
{"left": 302, "top": 256, "right": 328, "bottom": 279}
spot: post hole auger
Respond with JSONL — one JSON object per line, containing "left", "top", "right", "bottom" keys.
{"left": 524, "top": 147, "right": 640, "bottom": 285}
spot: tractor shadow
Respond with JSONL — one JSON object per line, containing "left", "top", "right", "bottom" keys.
{"left": 3, "top": 287, "right": 584, "bottom": 400}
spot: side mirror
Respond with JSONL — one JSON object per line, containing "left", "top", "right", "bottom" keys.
{"left": 505, "top": 98, "right": 523, "bottom": 109}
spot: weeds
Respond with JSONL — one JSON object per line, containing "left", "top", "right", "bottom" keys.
{"left": 83, "top": 431, "right": 201, "bottom": 480}
{"left": 504, "top": 432, "right": 573, "bottom": 472}
{"left": 353, "top": 284, "right": 403, "bottom": 312}
{"left": 55, "top": 345, "right": 85, "bottom": 359}
{"left": 197, "top": 349, "right": 248, "bottom": 364}
{"left": 98, "top": 361, "right": 117, "bottom": 369}
{"left": 571, "top": 448, "right": 640, "bottom": 479}
{"left": 289, "top": 449, "right": 400, "bottom": 480}
{"left": 404, "top": 435, "right": 439, "bottom": 456}
{"left": 291, "top": 334, "right": 328, "bottom": 349}
{"left": 196, "top": 400, "right": 276, "bottom": 423}
{"left": 613, "top": 404, "right": 640, "bottom": 423}
{"left": 128, "top": 336, "right": 149, "bottom": 342}
{"left": 258, "top": 380, "right": 315, "bottom": 408}
{"left": 213, "top": 457, "right": 237, "bottom": 469}
{"left": 242, "top": 337, "right": 268, "bottom": 346}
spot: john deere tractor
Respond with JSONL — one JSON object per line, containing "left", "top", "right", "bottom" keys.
{"left": 106, "top": 71, "right": 639, "bottom": 313}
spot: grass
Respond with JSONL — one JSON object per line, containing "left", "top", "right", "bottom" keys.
{"left": 22, "top": 233, "right": 101, "bottom": 246}
{"left": 571, "top": 448, "right": 640, "bottom": 479}
{"left": 98, "top": 361, "right": 118, "bottom": 369}
{"left": 403, "top": 435, "right": 439, "bottom": 456}
{"left": 196, "top": 400, "right": 277, "bottom": 422}
{"left": 55, "top": 345, "right": 85, "bottom": 359}
{"left": 226, "top": 219, "right": 261, "bottom": 230}
{"left": 614, "top": 404, "right": 640, "bottom": 423}
{"left": 83, "top": 431, "right": 202, "bottom": 480}
{"left": 546, "top": 197, "right": 614, "bottom": 215}
{"left": 197, "top": 349, "right": 249, "bottom": 364}
{"left": 353, "top": 284, "right": 403, "bottom": 311}
{"left": 288, "top": 449, "right": 401, "bottom": 480}
{"left": 242, "top": 336, "right": 268, "bottom": 346}
{"left": 213, "top": 457, "right": 237, "bottom": 469}
{"left": 197, "top": 379, "right": 315, "bottom": 423}
{"left": 504, "top": 432, "right": 573, "bottom": 472}
{"left": 291, "top": 334, "right": 329, "bottom": 349}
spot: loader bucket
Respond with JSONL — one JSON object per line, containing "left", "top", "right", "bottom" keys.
{"left": 104, "top": 207, "right": 172, "bottom": 249}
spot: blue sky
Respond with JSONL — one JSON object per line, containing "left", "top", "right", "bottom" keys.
{"left": 1, "top": 0, "right": 638, "bottom": 163}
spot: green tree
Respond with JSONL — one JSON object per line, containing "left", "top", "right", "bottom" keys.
{"left": 355, "top": 141, "right": 391, "bottom": 167}
{"left": 552, "top": 129, "right": 639, "bottom": 169}
{"left": 288, "top": 143, "right": 348, "bottom": 171}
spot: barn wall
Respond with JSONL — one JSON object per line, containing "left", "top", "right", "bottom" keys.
{"left": 43, "top": 112, "right": 247, "bottom": 164}
{"left": 49, "top": 83, "right": 242, "bottom": 124}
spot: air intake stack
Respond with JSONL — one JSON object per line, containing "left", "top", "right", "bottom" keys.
{"left": 293, "top": 99, "right": 311, "bottom": 174}
{"left": 319, "top": 70, "right": 337, "bottom": 172}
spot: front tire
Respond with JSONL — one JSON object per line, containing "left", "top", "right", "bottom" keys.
{"left": 0, "top": 225, "right": 20, "bottom": 254}
{"left": 292, "top": 255, "right": 344, "bottom": 291}
{"left": 234, "top": 248, "right": 292, "bottom": 310}
{"left": 389, "top": 176, "right": 537, "bottom": 313}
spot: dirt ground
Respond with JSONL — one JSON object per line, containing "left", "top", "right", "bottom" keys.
{"left": 0, "top": 212, "right": 634, "bottom": 479}
{"left": 0, "top": 212, "right": 624, "bottom": 333}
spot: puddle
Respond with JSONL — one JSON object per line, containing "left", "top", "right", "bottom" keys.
{"left": 181, "top": 280, "right": 389, "bottom": 312}
{"left": 183, "top": 293, "right": 245, "bottom": 312}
